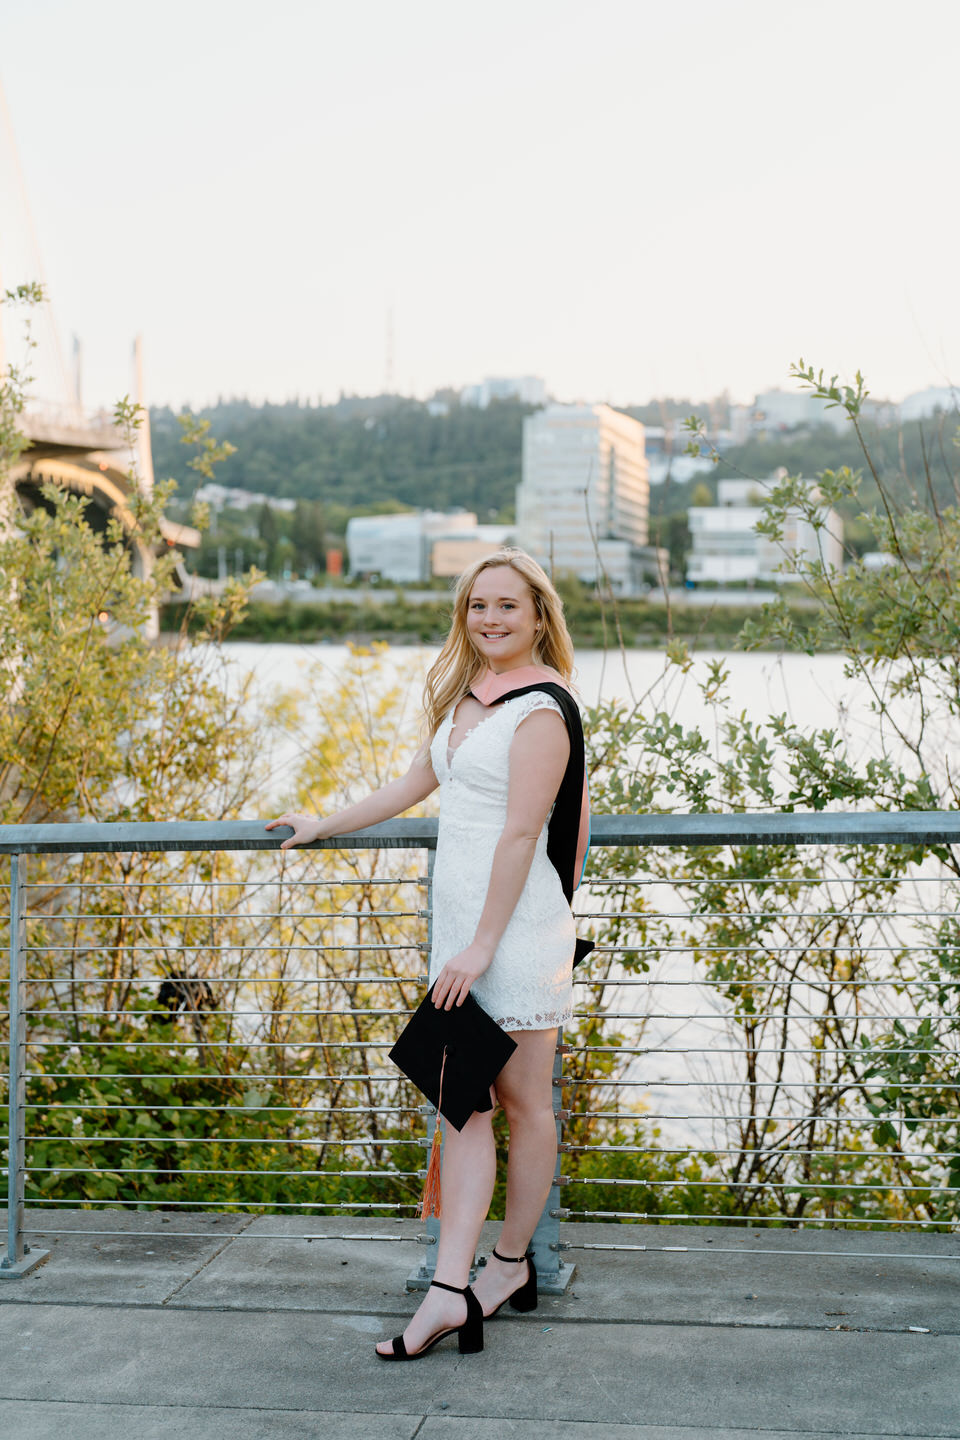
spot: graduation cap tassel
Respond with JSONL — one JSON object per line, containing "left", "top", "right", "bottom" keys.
{"left": 417, "top": 1046, "right": 447, "bottom": 1220}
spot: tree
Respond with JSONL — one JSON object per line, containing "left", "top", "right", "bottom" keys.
{"left": 293, "top": 498, "right": 326, "bottom": 574}
{"left": 257, "top": 501, "right": 279, "bottom": 573}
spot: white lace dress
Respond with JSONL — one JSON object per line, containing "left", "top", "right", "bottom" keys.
{"left": 427, "top": 692, "right": 576, "bottom": 1031}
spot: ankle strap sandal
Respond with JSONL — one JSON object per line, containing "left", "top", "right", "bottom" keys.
{"left": 485, "top": 1247, "right": 538, "bottom": 1315}
{"left": 377, "top": 1279, "right": 483, "bottom": 1361}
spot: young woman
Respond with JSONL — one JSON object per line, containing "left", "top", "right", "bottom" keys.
{"left": 266, "top": 547, "right": 586, "bottom": 1360}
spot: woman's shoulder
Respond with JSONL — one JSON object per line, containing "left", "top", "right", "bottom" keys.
{"left": 531, "top": 664, "right": 566, "bottom": 686}
{"left": 504, "top": 686, "right": 567, "bottom": 722}
{"left": 520, "top": 667, "right": 580, "bottom": 704}
{"left": 507, "top": 664, "right": 571, "bottom": 692}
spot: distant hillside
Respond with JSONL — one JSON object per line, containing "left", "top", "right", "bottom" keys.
{"left": 714, "top": 416, "right": 960, "bottom": 514}
{"left": 150, "top": 396, "right": 532, "bottom": 521}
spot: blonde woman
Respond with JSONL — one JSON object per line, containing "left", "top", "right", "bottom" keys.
{"left": 267, "top": 547, "right": 588, "bottom": 1360}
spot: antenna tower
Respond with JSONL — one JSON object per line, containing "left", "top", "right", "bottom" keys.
{"left": 384, "top": 305, "right": 395, "bottom": 395}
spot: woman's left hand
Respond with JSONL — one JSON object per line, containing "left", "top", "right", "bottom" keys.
{"left": 431, "top": 944, "right": 493, "bottom": 1011}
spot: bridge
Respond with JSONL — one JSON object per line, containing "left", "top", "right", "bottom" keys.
{"left": 13, "top": 401, "right": 200, "bottom": 583}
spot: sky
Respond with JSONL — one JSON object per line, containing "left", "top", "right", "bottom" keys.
{"left": 1, "top": 0, "right": 958, "bottom": 412}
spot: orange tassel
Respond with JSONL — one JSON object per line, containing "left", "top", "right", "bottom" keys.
{"left": 417, "top": 1047, "right": 447, "bottom": 1220}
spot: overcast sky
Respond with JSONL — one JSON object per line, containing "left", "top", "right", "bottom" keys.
{"left": 1, "top": 0, "right": 957, "bottom": 411}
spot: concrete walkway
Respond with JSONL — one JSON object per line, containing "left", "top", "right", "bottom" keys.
{"left": 1, "top": 1211, "right": 959, "bottom": 1440}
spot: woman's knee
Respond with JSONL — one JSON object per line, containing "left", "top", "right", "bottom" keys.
{"left": 497, "top": 1086, "right": 555, "bottom": 1129}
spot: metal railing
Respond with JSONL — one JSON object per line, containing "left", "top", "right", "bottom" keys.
{"left": 3, "top": 813, "right": 960, "bottom": 1284}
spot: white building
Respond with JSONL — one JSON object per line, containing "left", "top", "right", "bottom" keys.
{"left": 752, "top": 389, "right": 849, "bottom": 434}
{"left": 899, "top": 387, "right": 958, "bottom": 422}
{"left": 516, "top": 404, "right": 651, "bottom": 592}
{"left": 346, "top": 510, "right": 510, "bottom": 583}
{"left": 346, "top": 510, "right": 463, "bottom": 582}
{"left": 461, "top": 376, "right": 547, "bottom": 409}
{"left": 687, "top": 477, "right": 844, "bottom": 586}
{"left": 193, "top": 483, "right": 296, "bottom": 513}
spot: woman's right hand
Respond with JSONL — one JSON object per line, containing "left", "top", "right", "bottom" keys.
{"left": 265, "top": 813, "right": 326, "bottom": 850}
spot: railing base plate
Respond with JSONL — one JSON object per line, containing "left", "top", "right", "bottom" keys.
{"left": 534, "top": 1259, "right": 576, "bottom": 1295}
{"left": 0, "top": 1247, "right": 49, "bottom": 1279}
{"left": 405, "top": 1257, "right": 576, "bottom": 1294}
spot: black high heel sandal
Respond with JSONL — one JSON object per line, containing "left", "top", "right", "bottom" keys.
{"left": 482, "top": 1246, "right": 538, "bottom": 1318}
{"left": 376, "top": 1279, "right": 484, "bottom": 1360}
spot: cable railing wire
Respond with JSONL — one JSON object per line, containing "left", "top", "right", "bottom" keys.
{"left": 4, "top": 812, "right": 960, "bottom": 1272}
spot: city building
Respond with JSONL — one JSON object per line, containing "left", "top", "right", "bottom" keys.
{"left": 346, "top": 510, "right": 511, "bottom": 583}
{"left": 461, "top": 376, "right": 547, "bottom": 409}
{"left": 728, "top": 389, "right": 848, "bottom": 438}
{"left": 193, "top": 483, "right": 296, "bottom": 514}
{"left": 431, "top": 525, "right": 514, "bottom": 578}
{"left": 899, "top": 387, "right": 958, "bottom": 422}
{"left": 515, "top": 403, "right": 653, "bottom": 592}
{"left": 686, "top": 477, "right": 844, "bottom": 586}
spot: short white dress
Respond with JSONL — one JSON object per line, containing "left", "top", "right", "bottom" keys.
{"left": 427, "top": 691, "right": 576, "bottom": 1031}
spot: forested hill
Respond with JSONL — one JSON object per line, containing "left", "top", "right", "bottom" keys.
{"left": 712, "top": 416, "right": 960, "bottom": 513}
{"left": 150, "top": 396, "right": 533, "bottom": 520}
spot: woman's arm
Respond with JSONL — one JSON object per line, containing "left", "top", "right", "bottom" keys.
{"left": 266, "top": 748, "right": 439, "bottom": 850}
{"left": 431, "top": 708, "right": 570, "bottom": 1010}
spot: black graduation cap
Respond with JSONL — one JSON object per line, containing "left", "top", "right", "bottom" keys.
{"left": 389, "top": 984, "right": 518, "bottom": 1132}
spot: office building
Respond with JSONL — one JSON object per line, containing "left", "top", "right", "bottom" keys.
{"left": 346, "top": 511, "right": 511, "bottom": 583}
{"left": 515, "top": 403, "right": 651, "bottom": 591}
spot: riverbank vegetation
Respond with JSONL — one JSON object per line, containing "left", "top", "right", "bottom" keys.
{"left": 159, "top": 590, "right": 819, "bottom": 649}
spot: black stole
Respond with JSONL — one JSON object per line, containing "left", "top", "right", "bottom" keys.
{"left": 470, "top": 679, "right": 595, "bottom": 968}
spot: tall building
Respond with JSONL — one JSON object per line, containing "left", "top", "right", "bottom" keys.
{"left": 516, "top": 404, "right": 651, "bottom": 592}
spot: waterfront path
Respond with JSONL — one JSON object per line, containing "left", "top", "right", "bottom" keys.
{"left": 1, "top": 1212, "right": 958, "bottom": 1439}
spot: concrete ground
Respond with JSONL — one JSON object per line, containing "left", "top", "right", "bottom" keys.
{"left": 1, "top": 1210, "right": 959, "bottom": 1440}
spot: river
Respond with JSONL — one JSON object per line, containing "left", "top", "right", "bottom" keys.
{"left": 224, "top": 641, "right": 864, "bottom": 748}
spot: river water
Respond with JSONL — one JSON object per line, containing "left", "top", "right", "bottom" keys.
{"left": 225, "top": 641, "right": 866, "bottom": 757}
{"left": 225, "top": 641, "right": 856, "bottom": 717}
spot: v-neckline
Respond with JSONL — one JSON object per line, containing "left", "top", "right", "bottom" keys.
{"left": 444, "top": 698, "right": 500, "bottom": 770}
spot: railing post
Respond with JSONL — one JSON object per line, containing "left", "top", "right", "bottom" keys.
{"left": 527, "top": 1029, "right": 575, "bottom": 1294}
{"left": 2, "top": 854, "right": 45, "bottom": 1278}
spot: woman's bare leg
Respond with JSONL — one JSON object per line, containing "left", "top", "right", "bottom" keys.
{"left": 472, "top": 1027, "right": 558, "bottom": 1317}
{"left": 376, "top": 1101, "right": 496, "bottom": 1356}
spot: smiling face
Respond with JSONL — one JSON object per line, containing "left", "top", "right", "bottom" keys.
{"left": 465, "top": 564, "right": 540, "bottom": 673}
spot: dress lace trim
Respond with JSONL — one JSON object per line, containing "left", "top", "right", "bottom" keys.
{"left": 494, "top": 1010, "right": 572, "bottom": 1032}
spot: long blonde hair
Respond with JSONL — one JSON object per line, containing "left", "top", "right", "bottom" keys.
{"left": 421, "top": 548, "right": 575, "bottom": 742}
